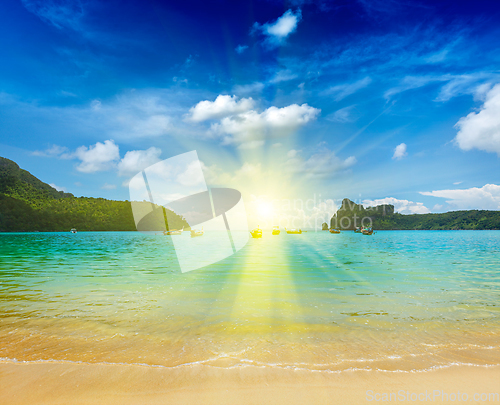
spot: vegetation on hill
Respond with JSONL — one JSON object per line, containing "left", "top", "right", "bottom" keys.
{"left": 330, "top": 198, "right": 500, "bottom": 230}
{"left": 0, "top": 157, "right": 189, "bottom": 232}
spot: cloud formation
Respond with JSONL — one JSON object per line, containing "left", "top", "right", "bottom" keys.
{"left": 4, "top": 90, "right": 179, "bottom": 141}
{"left": 210, "top": 103, "right": 320, "bottom": 146}
{"left": 187, "top": 95, "right": 255, "bottom": 122}
{"left": 326, "top": 105, "right": 358, "bottom": 123}
{"left": 21, "top": 0, "right": 85, "bottom": 30}
{"left": 32, "top": 144, "right": 72, "bottom": 158}
{"left": 393, "top": 143, "right": 407, "bottom": 160}
{"left": 33, "top": 140, "right": 164, "bottom": 179}
{"left": 285, "top": 147, "right": 356, "bottom": 178}
{"left": 253, "top": 9, "right": 302, "bottom": 47}
{"left": 454, "top": 83, "right": 500, "bottom": 156}
{"left": 384, "top": 75, "right": 447, "bottom": 99}
{"left": 202, "top": 161, "right": 263, "bottom": 187}
{"left": 74, "top": 140, "right": 120, "bottom": 173}
{"left": 49, "top": 183, "right": 67, "bottom": 192}
{"left": 235, "top": 44, "right": 248, "bottom": 54}
{"left": 363, "top": 197, "right": 430, "bottom": 214}
{"left": 420, "top": 184, "right": 500, "bottom": 210}
{"left": 33, "top": 140, "right": 121, "bottom": 173}
{"left": 232, "top": 82, "right": 265, "bottom": 95}
{"left": 323, "top": 77, "right": 372, "bottom": 101}
{"left": 117, "top": 147, "right": 162, "bottom": 177}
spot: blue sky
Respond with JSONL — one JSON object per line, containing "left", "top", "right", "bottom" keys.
{"left": 1, "top": 0, "right": 500, "bottom": 219}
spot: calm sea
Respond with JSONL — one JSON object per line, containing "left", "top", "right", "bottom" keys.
{"left": 1, "top": 231, "right": 499, "bottom": 372}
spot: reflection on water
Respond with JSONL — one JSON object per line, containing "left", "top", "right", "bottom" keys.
{"left": 0, "top": 231, "right": 499, "bottom": 371}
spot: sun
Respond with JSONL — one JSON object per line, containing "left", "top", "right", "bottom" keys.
{"left": 256, "top": 201, "right": 274, "bottom": 218}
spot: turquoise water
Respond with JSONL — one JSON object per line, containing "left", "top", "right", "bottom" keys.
{"left": 0, "top": 231, "right": 499, "bottom": 372}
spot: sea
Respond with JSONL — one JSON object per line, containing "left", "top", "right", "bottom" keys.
{"left": 1, "top": 230, "right": 499, "bottom": 373}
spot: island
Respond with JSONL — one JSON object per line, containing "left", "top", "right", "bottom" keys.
{"left": 331, "top": 198, "right": 500, "bottom": 230}
{"left": 0, "top": 157, "right": 189, "bottom": 232}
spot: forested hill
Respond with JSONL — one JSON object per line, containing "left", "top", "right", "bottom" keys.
{"left": 331, "top": 198, "right": 500, "bottom": 230}
{"left": 0, "top": 156, "right": 74, "bottom": 202}
{"left": 0, "top": 157, "right": 189, "bottom": 232}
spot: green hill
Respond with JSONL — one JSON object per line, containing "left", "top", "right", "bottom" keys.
{"left": 330, "top": 198, "right": 500, "bottom": 230}
{"left": 0, "top": 157, "right": 189, "bottom": 232}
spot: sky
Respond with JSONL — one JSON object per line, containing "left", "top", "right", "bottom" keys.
{"left": 1, "top": 0, "right": 500, "bottom": 227}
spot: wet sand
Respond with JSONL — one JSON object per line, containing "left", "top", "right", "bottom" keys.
{"left": 1, "top": 361, "right": 499, "bottom": 404}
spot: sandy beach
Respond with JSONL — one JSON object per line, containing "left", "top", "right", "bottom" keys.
{"left": 1, "top": 361, "right": 499, "bottom": 404}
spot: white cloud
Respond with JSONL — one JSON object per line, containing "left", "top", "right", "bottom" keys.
{"left": 21, "top": 0, "right": 85, "bottom": 30}
{"left": 384, "top": 75, "right": 448, "bottom": 99}
{"left": 384, "top": 74, "right": 499, "bottom": 101}
{"left": 235, "top": 44, "right": 248, "bottom": 54}
{"left": 32, "top": 144, "right": 72, "bottom": 158}
{"left": 3, "top": 90, "right": 184, "bottom": 142}
{"left": 101, "top": 183, "right": 117, "bottom": 190}
{"left": 253, "top": 9, "right": 302, "bottom": 47}
{"left": 326, "top": 105, "right": 357, "bottom": 123}
{"left": 238, "top": 140, "right": 265, "bottom": 150}
{"left": 175, "top": 160, "right": 205, "bottom": 187}
{"left": 187, "top": 95, "right": 255, "bottom": 122}
{"left": 420, "top": 184, "right": 500, "bottom": 210}
{"left": 117, "top": 147, "right": 162, "bottom": 177}
{"left": 211, "top": 103, "right": 320, "bottom": 146}
{"left": 232, "top": 82, "right": 265, "bottom": 95}
{"left": 454, "top": 83, "right": 500, "bottom": 155}
{"left": 435, "top": 74, "right": 497, "bottom": 102}
{"left": 268, "top": 69, "right": 298, "bottom": 84}
{"left": 363, "top": 197, "right": 431, "bottom": 214}
{"left": 90, "top": 99, "right": 101, "bottom": 110}
{"left": 393, "top": 143, "right": 407, "bottom": 160}
{"left": 232, "top": 70, "right": 297, "bottom": 96}
{"left": 285, "top": 148, "right": 356, "bottom": 178}
{"left": 130, "top": 114, "right": 171, "bottom": 137}
{"left": 172, "top": 76, "right": 188, "bottom": 84}
{"left": 424, "top": 49, "right": 449, "bottom": 64}
{"left": 474, "top": 83, "right": 494, "bottom": 101}
{"left": 323, "top": 77, "right": 372, "bottom": 101}
{"left": 74, "top": 140, "right": 120, "bottom": 173}
{"left": 106, "top": 95, "right": 173, "bottom": 138}
{"left": 49, "top": 183, "right": 67, "bottom": 192}
{"left": 202, "top": 161, "right": 263, "bottom": 187}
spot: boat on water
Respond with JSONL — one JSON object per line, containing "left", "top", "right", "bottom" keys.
{"left": 190, "top": 227, "right": 204, "bottom": 238}
{"left": 70, "top": 228, "right": 77, "bottom": 234}
{"left": 361, "top": 227, "right": 373, "bottom": 235}
{"left": 250, "top": 227, "right": 263, "bottom": 238}
{"left": 272, "top": 226, "right": 280, "bottom": 235}
{"left": 354, "top": 227, "right": 361, "bottom": 233}
{"left": 164, "top": 228, "right": 183, "bottom": 235}
{"left": 286, "top": 228, "right": 302, "bottom": 234}
{"left": 329, "top": 228, "right": 341, "bottom": 234}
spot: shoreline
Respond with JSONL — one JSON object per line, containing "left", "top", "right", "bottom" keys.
{"left": 1, "top": 361, "right": 499, "bottom": 404}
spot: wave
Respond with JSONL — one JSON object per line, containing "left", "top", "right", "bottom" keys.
{"left": 2, "top": 354, "right": 499, "bottom": 374}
